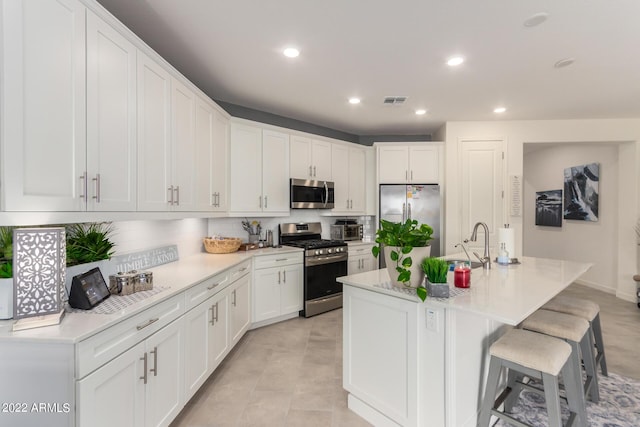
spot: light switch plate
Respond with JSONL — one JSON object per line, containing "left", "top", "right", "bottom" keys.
{"left": 426, "top": 308, "right": 439, "bottom": 332}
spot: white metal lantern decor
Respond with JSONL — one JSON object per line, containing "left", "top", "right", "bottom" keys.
{"left": 12, "top": 227, "right": 66, "bottom": 331}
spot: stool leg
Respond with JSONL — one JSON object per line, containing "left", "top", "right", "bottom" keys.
{"left": 567, "top": 341, "right": 588, "bottom": 422}
{"left": 504, "top": 369, "right": 524, "bottom": 412}
{"left": 542, "top": 372, "right": 563, "bottom": 427}
{"left": 580, "top": 329, "right": 600, "bottom": 403}
{"left": 561, "top": 356, "right": 589, "bottom": 427}
{"left": 591, "top": 313, "right": 608, "bottom": 376}
{"left": 479, "top": 357, "right": 503, "bottom": 427}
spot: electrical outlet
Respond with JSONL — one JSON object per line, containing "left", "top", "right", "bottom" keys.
{"left": 426, "top": 308, "right": 438, "bottom": 332}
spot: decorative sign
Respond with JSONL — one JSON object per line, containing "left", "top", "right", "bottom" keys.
{"left": 509, "top": 175, "right": 522, "bottom": 217}
{"left": 112, "top": 245, "right": 179, "bottom": 272}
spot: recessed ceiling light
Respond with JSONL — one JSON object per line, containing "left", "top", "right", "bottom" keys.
{"left": 494, "top": 107, "right": 507, "bottom": 114}
{"left": 447, "top": 56, "right": 464, "bottom": 67}
{"left": 523, "top": 12, "right": 549, "bottom": 28}
{"left": 348, "top": 97, "right": 361, "bottom": 105}
{"left": 283, "top": 47, "right": 300, "bottom": 58}
{"left": 554, "top": 58, "right": 575, "bottom": 68}
{"left": 415, "top": 109, "right": 427, "bottom": 115}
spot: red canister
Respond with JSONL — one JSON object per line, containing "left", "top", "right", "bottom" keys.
{"left": 454, "top": 262, "right": 471, "bottom": 288}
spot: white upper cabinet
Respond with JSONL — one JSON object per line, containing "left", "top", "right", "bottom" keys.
{"left": 86, "top": 11, "right": 137, "bottom": 211}
{"left": 331, "top": 144, "right": 366, "bottom": 214}
{"left": 211, "top": 110, "right": 230, "bottom": 211}
{"left": 2, "top": 0, "right": 87, "bottom": 211}
{"left": 137, "top": 52, "right": 172, "bottom": 211}
{"left": 290, "top": 136, "right": 331, "bottom": 181}
{"left": 229, "top": 123, "right": 289, "bottom": 216}
{"left": 378, "top": 144, "right": 440, "bottom": 184}
{"left": 170, "top": 78, "right": 197, "bottom": 211}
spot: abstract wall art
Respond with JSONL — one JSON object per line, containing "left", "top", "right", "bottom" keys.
{"left": 563, "top": 163, "right": 599, "bottom": 221}
{"left": 535, "top": 190, "right": 563, "bottom": 227}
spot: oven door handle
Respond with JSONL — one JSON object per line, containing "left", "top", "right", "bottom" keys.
{"left": 306, "top": 253, "right": 348, "bottom": 266}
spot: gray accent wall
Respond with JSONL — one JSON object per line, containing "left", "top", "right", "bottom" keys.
{"left": 216, "top": 100, "right": 432, "bottom": 146}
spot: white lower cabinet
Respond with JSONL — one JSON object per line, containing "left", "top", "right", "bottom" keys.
{"left": 253, "top": 252, "right": 304, "bottom": 324}
{"left": 347, "top": 243, "right": 377, "bottom": 275}
{"left": 229, "top": 273, "right": 251, "bottom": 345}
{"left": 77, "top": 318, "right": 184, "bottom": 427}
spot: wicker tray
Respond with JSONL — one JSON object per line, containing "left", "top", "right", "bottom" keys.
{"left": 203, "top": 237, "right": 242, "bottom": 254}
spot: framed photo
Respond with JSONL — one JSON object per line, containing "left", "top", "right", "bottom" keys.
{"left": 536, "top": 190, "right": 563, "bottom": 227}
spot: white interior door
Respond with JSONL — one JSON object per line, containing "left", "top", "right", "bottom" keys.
{"left": 460, "top": 139, "right": 505, "bottom": 253}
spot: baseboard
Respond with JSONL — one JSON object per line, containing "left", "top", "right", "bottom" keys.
{"left": 249, "top": 311, "right": 299, "bottom": 330}
{"left": 573, "top": 279, "right": 637, "bottom": 303}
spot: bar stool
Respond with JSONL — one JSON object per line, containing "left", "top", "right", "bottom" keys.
{"left": 522, "top": 309, "right": 599, "bottom": 405}
{"left": 542, "top": 295, "right": 608, "bottom": 376}
{"left": 478, "top": 329, "right": 586, "bottom": 427}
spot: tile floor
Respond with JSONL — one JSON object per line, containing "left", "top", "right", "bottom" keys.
{"left": 170, "top": 283, "right": 640, "bottom": 427}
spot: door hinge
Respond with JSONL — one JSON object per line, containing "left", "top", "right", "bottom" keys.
{"left": 501, "top": 152, "right": 504, "bottom": 160}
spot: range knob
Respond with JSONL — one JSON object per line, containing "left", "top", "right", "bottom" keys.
{"left": 314, "top": 250, "right": 320, "bottom": 255}
{"left": 327, "top": 248, "right": 334, "bottom": 254}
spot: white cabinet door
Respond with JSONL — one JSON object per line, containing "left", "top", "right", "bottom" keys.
{"left": 348, "top": 257, "right": 361, "bottom": 275}
{"left": 137, "top": 52, "right": 171, "bottom": 211}
{"left": 183, "top": 299, "right": 209, "bottom": 401}
{"left": 209, "top": 290, "right": 229, "bottom": 371}
{"left": 211, "top": 110, "right": 229, "bottom": 211}
{"left": 331, "top": 144, "right": 350, "bottom": 211}
{"left": 171, "top": 78, "right": 196, "bottom": 211}
{"left": 230, "top": 123, "right": 262, "bottom": 212}
{"left": 193, "top": 97, "right": 214, "bottom": 212}
{"left": 253, "top": 267, "right": 281, "bottom": 323}
{"left": 409, "top": 146, "right": 438, "bottom": 183}
{"left": 290, "top": 135, "right": 312, "bottom": 179}
{"left": 460, "top": 139, "right": 505, "bottom": 254}
{"left": 77, "top": 342, "right": 145, "bottom": 427}
{"left": 378, "top": 146, "right": 409, "bottom": 184}
{"left": 229, "top": 274, "right": 251, "bottom": 346}
{"left": 144, "top": 318, "right": 184, "bottom": 427}
{"left": 311, "top": 139, "right": 332, "bottom": 181}
{"left": 2, "top": 0, "right": 86, "bottom": 211}
{"left": 348, "top": 147, "right": 366, "bottom": 212}
{"left": 86, "top": 11, "right": 137, "bottom": 211}
{"left": 280, "top": 263, "right": 303, "bottom": 315}
{"left": 262, "top": 130, "right": 290, "bottom": 214}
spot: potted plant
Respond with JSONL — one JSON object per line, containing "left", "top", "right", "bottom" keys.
{"left": 65, "top": 222, "right": 115, "bottom": 266}
{"left": 0, "top": 226, "right": 14, "bottom": 319}
{"left": 372, "top": 219, "right": 434, "bottom": 291}
{"left": 421, "top": 257, "right": 450, "bottom": 301}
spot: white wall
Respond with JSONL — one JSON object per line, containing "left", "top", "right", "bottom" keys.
{"left": 444, "top": 118, "right": 640, "bottom": 302}
{"left": 523, "top": 143, "right": 619, "bottom": 293}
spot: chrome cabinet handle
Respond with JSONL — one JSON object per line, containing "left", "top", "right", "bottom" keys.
{"left": 209, "top": 305, "right": 215, "bottom": 325}
{"left": 140, "top": 352, "right": 148, "bottom": 384}
{"left": 405, "top": 170, "right": 408, "bottom": 181}
{"left": 79, "top": 172, "right": 87, "bottom": 199}
{"left": 150, "top": 346, "right": 158, "bottom": 377}
{"left": 402, "top": 203, "right": 406, "bottom": 222}
{"left": 278, "top": 271, "right": 281, "bottom": 284}
{"left": 350, "top": 199, "right": 353, "bottom": 209}
{"left": 92, "top": 174, "right": 101, "bottom": 202}
{"left": 407, "top": 202, "right": 412, "bottom": 220}
{"left": 264, "top": 195, "right": 268, "bottom": 209}
{"left": 168, "top": 185, "right": 174, "bottom": 205}
{"left": 232, "top": 290, "right": 237, "bottom": 307}
{"left": 207, "top": 282, "right": 219, "bottom": 290}
{"left": 283, "top": 270, "right": 286, "bottom": 283}
{"left": 174, "top": 186, "right": 180, "bottom": 205}
{"left": 411, "top": 170, "right": 414, "bottom": 181}
{"left": 136, "top": 317, "right": 159, "bottom": 331}
{"left": 313, "top": 166, "right": 316, "bottom": 177}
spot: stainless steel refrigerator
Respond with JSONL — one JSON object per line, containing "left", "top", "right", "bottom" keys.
{"left": 379, "top": 184, "right": 441, "bottom": 267}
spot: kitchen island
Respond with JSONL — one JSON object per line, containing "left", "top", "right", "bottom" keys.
{"left": 338, "top": 256, "right": 591, "bottom": 427}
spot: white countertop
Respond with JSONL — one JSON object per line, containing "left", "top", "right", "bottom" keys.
{"left": 0, "top": 246, "right": 303, "bottom": 344}
{"left": 338, "top": 256, "right": 592, "bottom": 325}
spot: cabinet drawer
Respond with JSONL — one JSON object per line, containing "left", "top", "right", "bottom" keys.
{"left": 76, "top": 294, "right": 184, "bottom": 379}
{"left": 184, "top": 271, "right": 229, "bottom": 311}
{"left": 254, "top": 252, "right": 303, "bottom": 269}
{"left": 348, "top": 244, "right": 375, "bottom": 256}
{"left": 228, "top": 259, "right": 252, "bottom": 282}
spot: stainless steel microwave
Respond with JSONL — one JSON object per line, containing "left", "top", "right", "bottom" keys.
{"left": 290, "top": 179, "right": 335, "bottom": 209}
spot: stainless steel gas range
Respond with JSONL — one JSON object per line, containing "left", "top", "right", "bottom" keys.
{"left": 279, "top": 222, "right": 347, "bottom": 317}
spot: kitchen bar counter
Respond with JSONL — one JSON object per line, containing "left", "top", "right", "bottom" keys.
{"left": 338, "top": 256, "right": 591, "bottom": 427}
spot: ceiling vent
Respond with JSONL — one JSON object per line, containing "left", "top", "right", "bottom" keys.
{"left": 383, "top": 96, "right": 408, "bottom": 105}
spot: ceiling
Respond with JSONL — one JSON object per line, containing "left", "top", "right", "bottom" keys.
{"left": 95, "top": 0, "right": 640, "bottom": 137}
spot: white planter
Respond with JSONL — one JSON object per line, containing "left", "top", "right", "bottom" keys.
{"left": 383, "top": 245, "right": 431, "bottom": 288}
{"left": 0, "top": 278, "right": 13, "bottom": 319}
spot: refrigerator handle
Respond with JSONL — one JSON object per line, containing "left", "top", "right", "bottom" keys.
{"left": 402, "top": 203, "right": 406, "bottom": 222}
{"left": 408, "top": 202, "right": 412, "bottom": 220}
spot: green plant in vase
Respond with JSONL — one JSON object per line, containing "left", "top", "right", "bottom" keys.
{"left": 372, "top": 219, "right": 434, "bottom": 294}
{"left": 66, "top": 222, "right": 115, "bottom": 266}
{"left": 420, "top": 257, "right": 450, "bottom": 301}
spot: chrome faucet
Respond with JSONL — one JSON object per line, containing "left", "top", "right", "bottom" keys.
{"left": 469, "top": 222, "right": 491, "bottom": 270}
